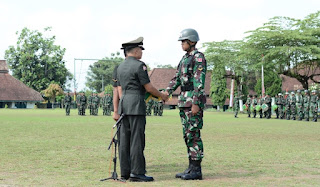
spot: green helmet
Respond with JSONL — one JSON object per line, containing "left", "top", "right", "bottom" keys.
{"left": 178, "top": 28, "right": 199, "bottom": 42}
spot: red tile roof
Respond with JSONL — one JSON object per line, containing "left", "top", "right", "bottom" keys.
{"left": 0, "top": 60, "right": 44, "bottom": 102}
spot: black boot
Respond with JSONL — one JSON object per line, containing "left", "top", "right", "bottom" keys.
{"left": 181, "top": 160, "right": 202, "bottom": 180}
{"left": 176, "top": 159, "right": 192, "bottom": 178}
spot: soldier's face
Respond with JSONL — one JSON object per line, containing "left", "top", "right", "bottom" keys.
{"left": 181, "top": 40, "right": 189, "bottom": 51}
{"left": 135, "top": 47, "right": 143, "bottom": 59}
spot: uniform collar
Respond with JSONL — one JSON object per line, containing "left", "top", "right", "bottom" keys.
{"left": 184, "top": 48, "right": 198, "bottom": 57}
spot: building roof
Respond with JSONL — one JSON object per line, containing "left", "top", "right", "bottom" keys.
{"left": 0, "top": 60, "right": 44, "bottom": 102}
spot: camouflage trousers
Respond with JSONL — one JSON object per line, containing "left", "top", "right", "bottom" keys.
{"left": 309, "top": 103, "right": 318, "bottom": 119}
{"left": 297, "top": 104, "right": 304, "bottom": 119}
{"left": 234, "top": 107, "right": 239, "bottom": 117}
{"left": 304, "top": 105, "right": 310, "bottom": 120}
{"left": 179, "top": 108, "right": 204, "bottom": 161}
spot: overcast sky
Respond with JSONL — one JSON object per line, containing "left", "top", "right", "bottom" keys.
{"left": 0, "top": 0, "right": 319, "bottom": 91}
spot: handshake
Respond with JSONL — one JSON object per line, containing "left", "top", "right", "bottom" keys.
{"left": 160, "top": 90, "right": 170, "bottom": 102}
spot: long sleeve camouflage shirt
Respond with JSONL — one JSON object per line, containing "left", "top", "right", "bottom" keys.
{"left": 166, "top": 49, "right": 207, "bottom": 108}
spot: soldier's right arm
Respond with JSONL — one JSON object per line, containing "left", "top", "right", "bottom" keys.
{"left": 166, "top": 63, "right": 181, "bottom": 95}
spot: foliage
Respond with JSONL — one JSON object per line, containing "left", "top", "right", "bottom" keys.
{"left": 85, "top": 52, "right": 124, "bottom": 92}
{"left": 104, "top": 84, "right": 113, "bottom": 95}
{"left": 41, "top": 83, "right": 64, "bottom": 104}
{"left": 156, "top": 64, "right": 176, "bottom": 69}
{"left": 4, "top": 27, "right": 73, "bottom": 92}
{"left": 245, "top": 11, "right": 320, "bottom": 89}
{"left": 210, "top": 67, "right": 227, "bottom": 108}
{"left": 255, "top": 70, "right": 282, "bottom": 97}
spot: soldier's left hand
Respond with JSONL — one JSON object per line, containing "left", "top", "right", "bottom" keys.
{"left": 191, "top": 104, "right": 200, "bottom": 115}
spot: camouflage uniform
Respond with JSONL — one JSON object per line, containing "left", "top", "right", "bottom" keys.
{"left": 276, "top": 94, "right": 285, "bottom": 119}
{"left": 166, "top": 48, "right": 206, "bottom": 161}
{"left": 310, "top": 90, "right": 318, "bottom": 122}
{"left": 79, "top": 93, "right": 87, "bottom": 115}
{"left": 258, "top": 96, "right": 264, "bottom": 118}
{"left": 157, "top": 100, "right": 164, "bottom": 116}
{"left": 233, "top": 96, "right": 240, "bottom": 118}
{"left": 106, "top": 94, "right": 112, "bottom": 116}
{"left": 296, "top": 91, "right": 304, "bottom": 120}
{"left": 146, "top": 99, "right": 153, "bottom": 116}
{"left": 303, "top": 91, "right": 310, "bottom": 121}
{"left": 285, "top": 93, "right": 291, "bottom": 120}
{"left": 275, "top": 95, "right": 280, "bottom": 118}
{"left": 92, "top": 94, "right": 100, "bottom": 115}
{"left": 251, "top": 96, "right": 257, "bottom": 118}
{"left": 64, "top": 94, "right": 72, "bottom": 116}
{"left": 76, "top": 94, "right": 81, "bottom": 115}
{"left": 88, "top": 94, "right": 93, "bottom": 115}
{"left": 153, "top": 100, "right": 158, "bottom": 116}
{"left": 245, "top": 96, "right": 251, "bottom": 117}
{"left": 289, "top": 92, "right": 296, "bottom": 120}
{"left": 264, "top": 95, "right": 271, "bottom": 119}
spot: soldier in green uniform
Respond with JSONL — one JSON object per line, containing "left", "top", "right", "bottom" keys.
{"left": 157, "top": 100, "right": 164, "bottom": 116}
{"left": 258, "top": 95, "right": 264, "bottom": 118}
{"left": 310, "top": 90, "right": 318, "bottom": 122}
{"left": 284, "top": 92, "right": 291, "bottom": 120}
{"left": 64, "top": 92, "right": 72, "bottom": 116}
{"left": 153, "top": 100, "right": 158, "bottom": 116}
{"left": 303, "top": 90, "right": 310, "bottom": 121}
{"left": 275, "top": 94, "right": 280, "bottom": 119}
{"left": 264, "top": 94, "right": 271, "bottom": 119}
{"left": 88, "top": 93, "right": 93, "bottom": 115}
{"left": 76, "top": 93, "right": 81, "bottom": 115}
{"left": 233, "top": 96, "right": 240, "bottom": 118}
{"left": 289, "top": 92, "right": 297, "bottom": 120}
{"left": 296, "top": 90, "right": 304, "bottom": 120}
{"left": 251, "top": 95, "right": 257, "bottom": 118}
{"left": 245, "top": 95, "right": 252, "bottom": 117}
{"left": 166, "top": 29, "right": 206, "bottom": 180}
{"left": 276, "top": 93, "right": 284, "bottom": 119}
{"left": 92, "top": 93, "right": 100, "bottom": 115}
{"left": 117, "top": 37, "right": 168, "bottom": 181}
{"left": 105, "top": 93, "right": 112, "bottom": 116}
{"left": 146, "top": 99, "right": 153, "bottom": 116}
{"left": 79, "top": 92, "right": 87, "bottom": 115}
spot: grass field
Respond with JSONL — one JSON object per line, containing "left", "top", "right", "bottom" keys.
{"left": 1, "top": 109, "right": 320, "bottom": 187}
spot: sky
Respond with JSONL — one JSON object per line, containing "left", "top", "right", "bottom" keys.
{"left": 0, "top": 0, "right": 319, "bottom": 91}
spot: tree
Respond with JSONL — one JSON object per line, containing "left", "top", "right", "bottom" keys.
{"left": 104, "top": 84, "right": 113, "bottom": 94}
{"left": 85, "top": 52, "right": 124, "bottom": 92}
{"left": 245, "top": 11, "right": 320, "bottom": 89}
{"left": 254, "top": 70, "right": 282, "bottom": 97}
{"left": 41, "top": 83, "right": 64, "bottom": 108}
{"left": 5, "top": 27, "right": 73, "bottom": 92}
{"left": 210, "top": 66, "right": 227, "bottom": 110}
{"left": 156, "top": 64, "right": 176, "bottom": 69}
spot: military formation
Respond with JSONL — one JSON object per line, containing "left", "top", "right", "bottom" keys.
{"left": 146, "top": 99, "right": 164, "bottom": 116}
{"left": 233, "top": 90, "right": 319, "bottom": 122}
{"left": 64, "top": 92, "right": 113, "bottom": 116}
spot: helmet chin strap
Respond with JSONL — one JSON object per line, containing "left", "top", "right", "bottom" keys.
{"left": 186, "top": 41, "right": 196, "bottom": 52}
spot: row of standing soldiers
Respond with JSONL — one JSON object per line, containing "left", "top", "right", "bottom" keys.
{"left": 64, "top": 92, "right": 113, "bottom": 116}
{"left": 233, "top": 90, "right": 319, "bottom": 122}
{"left": 146, "top": 99, "right": 164, "bottom": 116}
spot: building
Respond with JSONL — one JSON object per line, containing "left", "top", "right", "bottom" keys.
{"left": 0, "top": 60, "right": 44, "bottom": 108}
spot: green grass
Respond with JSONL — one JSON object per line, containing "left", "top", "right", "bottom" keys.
{"left": 1, "top": 109, "right": 320, "bottom": 186}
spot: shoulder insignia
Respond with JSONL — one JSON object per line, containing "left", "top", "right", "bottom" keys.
{"left": 112, "top": 79, "right": 117, "bottom": 82}
{"left": 198, "top": 67, "right": 203, "bottom": 71}
{"left": 143, "top": 65, "right": 147, "bottom": 71}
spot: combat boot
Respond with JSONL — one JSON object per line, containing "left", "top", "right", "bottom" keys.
{"left": 181, "top": 160, "right": 202, "bottom": 180}
{"left": 176, "top": 159, "right": 192, "bottom": 178}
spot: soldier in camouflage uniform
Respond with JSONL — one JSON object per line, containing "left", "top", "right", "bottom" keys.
{"left": 258, "top": 95, "right": 264, "bottom": 118}
{"left": 64, "top": 92, "right": 72, "bottom": 116}
{"left": 245, "top": 95, "right": 252, "bottom": 117}
{"left": 79, "top": 92, "right": 87, "bottom": 115}
{"left": 310, "top": 90, "right": 318, "bottom": 122}
{"left": 251, "top": 95, "right": 258, "bottom": 118}
{"left": 303, "top": 90, "right": 310, "bottom": 121}
{"left": 92, "top": 93, "right": 100, "bottom": 116}
{"left": 284, "top": 92, "right": 291, "bottom": 120}
{"left": 157, "top": 100, "right": 164, "bottom": 116}
{"left": 153, "top": 100, "right": 158, "bottom": 116}
{"left": 296, "top": 90, "right": 304, "bottom": 120}
{"left": 289, "top": 92, "right": 297, "bottom": 120}
{"left": 276, "top": 93, "right": 285, "bottom": 119}
{"left": 233, "top": 96, "right": 240, "bottom": 118}
{"left": 76, "top": 93, "right": 81, "bottom": 115}
{"left": 88, "top": 93, "right": 93, "bottom": 115}
{"left": 264, "top": 94, "right": 272, "bottom": 119}
{"left": 275, "top": 94, "right": 280, "bottom": 119}
{"left": 146, "top": 99, "right": 153, "bottom": 116}
{"left": 166, "top": 28, "right": 206, "bottom": 180}
{"left": 105, "top": 93, "right": 112, "bottom": 116}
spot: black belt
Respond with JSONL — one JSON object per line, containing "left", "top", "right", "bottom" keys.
{"left": 181, "top": 85, "right": 194, "bottom": 92}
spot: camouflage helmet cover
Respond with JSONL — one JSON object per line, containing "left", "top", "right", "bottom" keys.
{"left": 178, "top": 28, "right": 199, "bottom": 42}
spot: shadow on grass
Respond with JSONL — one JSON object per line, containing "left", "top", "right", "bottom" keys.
{"left": 147, "top": 163, "right": 264, "bottom": 181}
